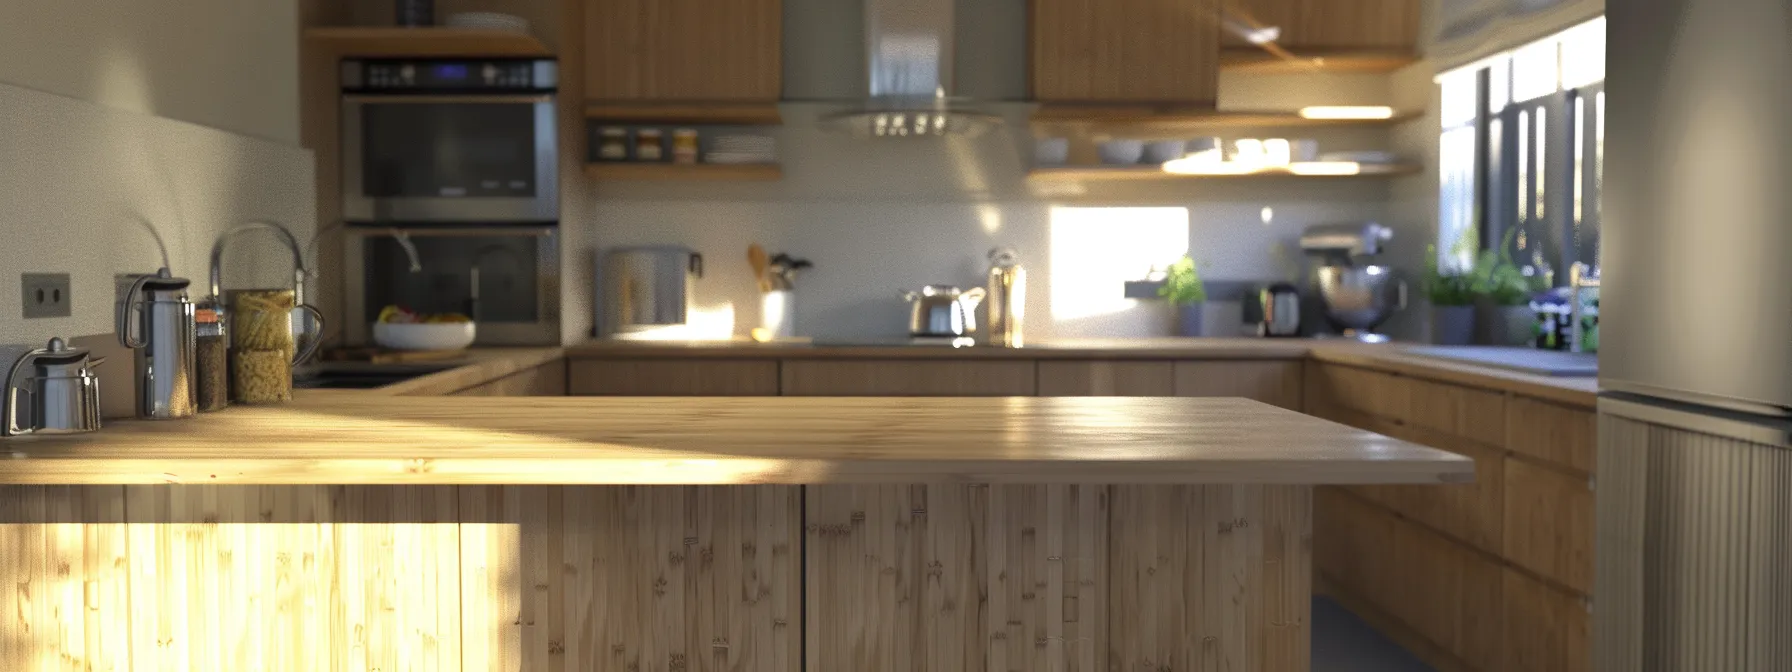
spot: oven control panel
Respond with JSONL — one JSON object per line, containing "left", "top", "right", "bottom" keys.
{"left": 341, "top": 58, "right": 558, "bottom": 92}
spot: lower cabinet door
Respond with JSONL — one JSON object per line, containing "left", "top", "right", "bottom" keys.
{"left": 568, "top": 358, "right": 781, "bottom": 395}
{"left": 1502, "top": 568, "right": 1591, "bottom": 672}
{"left": 1172, "top": 360, "right": 1305, "bottom": 410}
{"left": 780, "top": 360, "right": 1036, "bottom": 396}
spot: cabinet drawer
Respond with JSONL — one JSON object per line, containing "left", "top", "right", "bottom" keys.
{"left": 1037, "top": 360, "right": 1174, "bottom": 396}
{"left": 1503, "top": 459, "right": 1594, "bottom": 594}
{"left": 1379, "top": 429, "right": 1504, "bottom": 554}
{"left": 1306, "top": 364, "right": 1408, "bottom": 422}
{"left": 1314, "top": 486, "right": 1396, "bottom": 600}
{"left": 1506, "top": 396, "right": 1596, "bottom": 473}
{"left": 1408, "top": 378, "right": 1505, "bottom": 441}
{"left": 779, "top": 360, "right": 1036, "bottom": 396}
{"left": 1387, "top": 514, "right": 1504, "bottom": 672}
{"left": 1502, "top": 568, "right": 1591, "bottom": 672}
{"left": 568, "top": 359, "right": 780, "bottom": 396}
{"left": 1172, "top": 360, "right": 1304, "bottom": 410}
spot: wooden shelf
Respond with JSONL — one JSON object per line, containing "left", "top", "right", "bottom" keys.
{"left": 584, "top": 163, "right": 782, "bottom": 181}
{"left": 586, "top": 103, "right": 782, "bottom": 126}
{"left": 303, "top": 27, "right": 552, "bottom": 57}
{"left": 1027, "top": 163, "right": 1422, "bottom": 181}
{"left": 1031, "top": 106, "right": 1420, "bottom": 130}
{"left": 1219, "top": 48, "right": 1420, "bottom": 74}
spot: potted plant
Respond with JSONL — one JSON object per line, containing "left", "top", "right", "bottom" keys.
{"left": 1423, "top": 243, "right": 1477, "bottom": 345}
{"left": 1469, "top": 233, "right": 1540, "bottom": 346}
{"left": 1158, "top": 256, "right": 1208, "bottom": 337}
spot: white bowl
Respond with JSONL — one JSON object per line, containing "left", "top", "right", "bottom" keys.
{"left": 1034, "top": 137, "right": 1070, "bottom": 165}
{"left": 1098, "top": 139, "right": 1145, "bottom": 165}
{"left": 374, "top": 322, "right": 476, "bottom": 351}
{"left": 1142, "top": 140, "right": 1188, "bottom": 164}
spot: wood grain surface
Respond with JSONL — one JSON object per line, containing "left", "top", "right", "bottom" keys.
{"left": 0, "top": 397, "right": 1471, "bottom": 486}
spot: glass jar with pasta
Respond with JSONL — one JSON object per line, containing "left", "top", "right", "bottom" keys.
{"left": 228, "top": 289, "right": 323, "bottom": 404}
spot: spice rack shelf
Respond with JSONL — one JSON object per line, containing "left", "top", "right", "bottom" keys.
{"left": 584, "top": 163, "right": 783, "bottom": 181}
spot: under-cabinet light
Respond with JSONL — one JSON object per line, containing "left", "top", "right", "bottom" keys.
{"left": 1297, "top": 106, "right": 1397, "bottom": 120}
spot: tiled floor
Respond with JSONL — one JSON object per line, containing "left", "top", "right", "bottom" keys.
{"left": 1311, "top": 596, "right": 1435, "bottom": 672}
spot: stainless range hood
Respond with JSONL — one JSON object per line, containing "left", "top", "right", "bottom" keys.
{"left": 820, "top": 0, "right": 1002, "bottom": 137}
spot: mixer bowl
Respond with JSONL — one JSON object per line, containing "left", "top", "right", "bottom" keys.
{"left": 1317, "top": 265, "right": 1406, "bottom": 331}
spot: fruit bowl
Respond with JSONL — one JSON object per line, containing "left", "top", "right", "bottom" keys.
{"left": 373, "top": 322, "right": 476, "bottom": 351}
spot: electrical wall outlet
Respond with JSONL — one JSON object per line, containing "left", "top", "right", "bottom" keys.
{"left": 20, "top": 273, "right": 72, "bottom": 318}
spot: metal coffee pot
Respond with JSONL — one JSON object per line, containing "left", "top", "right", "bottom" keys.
{"left": 3, "top": 338, "right": 105, "bottom": 437}
{"left": 117, "top": 267, "right": 197, "bottom": 419}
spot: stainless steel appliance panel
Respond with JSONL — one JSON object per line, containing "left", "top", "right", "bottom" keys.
{"left": 1601, "top": 0, "right": 1792, "bottom": 416}
{"left": 1596, "top": 397, "right": 1792, "bottom": 672}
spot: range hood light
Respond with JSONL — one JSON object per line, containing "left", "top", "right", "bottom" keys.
{"left": 1298, "top": 106, "right": 1397, "bottom": 120}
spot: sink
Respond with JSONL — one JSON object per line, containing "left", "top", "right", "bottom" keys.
{"left": 1402, "top": 346, "right": 1597, "bottom": 377}
{"left": 292, "top": 362, "right": 463, "bottom": 390}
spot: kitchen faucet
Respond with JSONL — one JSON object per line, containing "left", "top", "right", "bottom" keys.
{"left": 209, "top": 220, "right": 312, "bottom": 306}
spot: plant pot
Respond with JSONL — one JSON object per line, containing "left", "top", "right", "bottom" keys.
{"left": 1176, "top": 303, "right": 1205, "bottom": 337}
{"left": 1431, "top": 304, "right": 1475, "bottom": 345}
{"left": 1476, "top": 302, "right": 1535, "bottom": 346}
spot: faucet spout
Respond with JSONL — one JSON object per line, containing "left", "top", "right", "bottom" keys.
{"left": 209, "top": 220, "right": 311, "bottom": 305}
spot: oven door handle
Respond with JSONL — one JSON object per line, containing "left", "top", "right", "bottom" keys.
{"left": 341, "top": 94, "right": 554, "bottom": 104}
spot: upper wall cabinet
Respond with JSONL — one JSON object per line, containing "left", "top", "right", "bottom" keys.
{"left": 1030, "top": 0, "right": 1221, "bottom": 104}
{"left": 1220, "top": 0, "right": 1421, "bottom": 52}
{"left": 584, "top": 0, "right": 782, "bottom": 102}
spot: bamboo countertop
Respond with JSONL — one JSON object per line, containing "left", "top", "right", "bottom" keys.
{"left": 566, "top": 338, "right": 1598, "bottom": 406}
{"left": 0, "top": 397, "right": 1471, "bottom": 486}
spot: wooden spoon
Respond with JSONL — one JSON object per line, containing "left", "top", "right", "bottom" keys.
{"left": 747, "top": 244, "right": 770, "bottom": 293}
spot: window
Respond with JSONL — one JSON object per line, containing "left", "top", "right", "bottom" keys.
{"left": 1436, "top": 17, "right": 1605, "bottom": 286}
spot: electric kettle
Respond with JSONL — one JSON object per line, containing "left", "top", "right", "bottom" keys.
{"left": 2, "top": 337, "right": 105, "bottom": 437}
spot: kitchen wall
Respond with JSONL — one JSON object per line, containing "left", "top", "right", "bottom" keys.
{"left": 0, "top": 2, "right": 315, "bottom": 353}
{"left": 580, "top": 71, "right": 1408, "bottom": 342}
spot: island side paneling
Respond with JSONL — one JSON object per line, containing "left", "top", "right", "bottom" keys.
{"left": 0, "top": 482, "right": 1312, "bottom": 671}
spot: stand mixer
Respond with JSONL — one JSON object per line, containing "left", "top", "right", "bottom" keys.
{"left": 1298, "top": 223, "right": 1407, "bottom": 342}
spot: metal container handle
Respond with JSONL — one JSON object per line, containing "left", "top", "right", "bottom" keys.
{"left": 115, "top": 274, "right": 156, "bottom": 349}
{"left": 293, "top": 304, "right": 327, "bottom": 366}
{"left": 2, "top": 348, "right": 44, "bottom": 437}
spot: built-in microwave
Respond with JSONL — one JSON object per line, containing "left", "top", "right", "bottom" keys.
{"left": 340, "top": 58, "right": 558, "bottom": 223}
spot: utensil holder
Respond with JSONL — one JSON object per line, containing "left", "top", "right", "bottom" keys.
{"left": 760, "top": 290, "right": 795, "bottom": 340}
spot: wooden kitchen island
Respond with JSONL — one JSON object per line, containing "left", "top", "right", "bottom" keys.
{"left": 0, "top": 395, "right": 1469, "bottom": 671}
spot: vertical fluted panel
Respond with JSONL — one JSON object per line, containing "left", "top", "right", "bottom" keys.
{"left": 1596, "top": 411, "right": 1792, "bottom": 671}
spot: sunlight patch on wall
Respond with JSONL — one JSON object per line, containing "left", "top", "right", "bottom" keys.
{"left": 1048, "top": 207, "right": 1189, "bottom": 321}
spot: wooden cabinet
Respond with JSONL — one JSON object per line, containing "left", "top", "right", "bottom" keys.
{"left": 1381, "top": 431, "right": 1504, "bottom": 554}
{"left": 449, "top": 362, "right": 567, "bottom": 397}
{"left": 1219, "top": 0, "right": 1421, "bottom": 51}
{"left": 1030, "top": 0, "right": 1220, "bottom": 104}
{"left": 1173, "top": 360, "right": 1304, "bottom": 410}
{"left": 584, "top": 0, "right": 782, "bottom": 102}
{"left": 1503, "top": 459, "right": 1594, "bottom": 594}
{"left": 1305, "top": 363, "right": 1408, "bottom": 421}
{"left": 1506, "top": 396, "right": 1597, "bottom": 474}
{"left": 1388, "top": 514, "right": 1505, "bottom": 672}
{"left": 1037, "top": 360, "right": 1174, "bottom": 396}
{"left": 780, "top": 360, "right": 1036, "bottom": 396}
{"left": 1502, "top": 568, "right": 1591, "bottom": 672}
{"left": 568, "top": 359, "right": 781, "bottom": 395}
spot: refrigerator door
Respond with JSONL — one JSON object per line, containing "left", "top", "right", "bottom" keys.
{"left": 1600, "top": 0, "right": 1792, "bottom": 416}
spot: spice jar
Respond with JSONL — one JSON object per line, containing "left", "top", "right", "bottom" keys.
{"left": 672, "top": 129, "right": 700, "bottom": 164}
{"left": 635, "top": 128, "right": 665, "bottom": 162}
{"left": 195, "top": 305, "right": 229, "bottom": 412}
{"left": 230, "top": 290, "right": 298, "bottom": 404}
{"left": 597, "top": 127, "right": 629, "bottom": 161}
